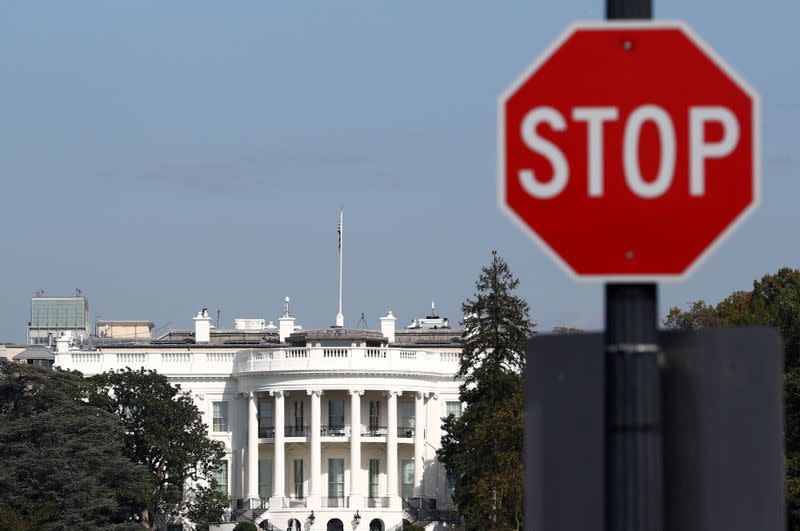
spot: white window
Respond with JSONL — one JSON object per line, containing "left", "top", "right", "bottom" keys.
{"left": 212, "top": 401, "right": 229, "bottom": 432}
{"left": 212, "top": 460, "right": 228, "bottom": 494}
{"left": 293, "top": 400, "right": 304, "bottom": 430}
{"left": 369, "top": 459, "right": 380, "bottom": 498}
{"left": 369, "top": 400, "right": 381, "bottom": 430}
{"left": 399, "top": 400, "right": 415, "bottom": 437}
{"left": 294, "top": 459, "right": 304, "bottom": 498}
{"left": 446, "top": 401, "right": 462, "bottom": 419}
{"left": 258, "top": 460, "right": 272, "bottom": 499}
{"left": 401, "top": 459, "right": 414, "bottom": 498}
{"left": 329, "top": 399, "right": 344, "bottom": 428}
{"left": 259, "top": 401, "right": 273, "bottom": 427}
{"left": 328, "top": 458, "right": 344, "bottom": 498}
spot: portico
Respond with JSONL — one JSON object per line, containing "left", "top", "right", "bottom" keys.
{"left": 243, "top": 384, "right": 435, "bottom": 512}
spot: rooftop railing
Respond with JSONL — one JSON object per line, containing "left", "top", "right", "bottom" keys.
{"left": 54, "top": 346, "right": 460, "bottom": 378}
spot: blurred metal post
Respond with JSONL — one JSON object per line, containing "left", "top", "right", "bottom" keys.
{"left": 607, "top": 0, "right": 652, "bottom": 18}
{"left": 605, "top": 283, "right": 662, "bottom": 531}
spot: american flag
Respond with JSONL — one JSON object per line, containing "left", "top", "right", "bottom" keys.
{"left": 338, "top": 212, "right": 342, "bottom": 251}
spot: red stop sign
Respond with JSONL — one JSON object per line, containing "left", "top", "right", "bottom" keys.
{"left": 498, "top": 22, "right": 759, "bottom": 280}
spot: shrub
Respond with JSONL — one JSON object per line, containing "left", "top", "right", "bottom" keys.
{"left": 233, "top": 522, "right": 258, "bottom": 531}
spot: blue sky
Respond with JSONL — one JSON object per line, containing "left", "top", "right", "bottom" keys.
{"left": 1, "top": 0, "right": 797, "bottom": 343}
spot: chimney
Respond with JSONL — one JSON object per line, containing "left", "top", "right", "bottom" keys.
{"left": 194, "top": 308, "right": 212, "bottom": 343}
{"left": 279, "top": 296, "right": 296, "bottom": 343}
{"left": 380, "top": 310, "right": 397, "bottom": 343}
{"left": 55, "top": 331, "right": 72, "bottom": 353}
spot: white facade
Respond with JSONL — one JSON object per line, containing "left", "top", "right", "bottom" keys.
{"left": 54, "top": 309, "right": 463, "bottom": 531}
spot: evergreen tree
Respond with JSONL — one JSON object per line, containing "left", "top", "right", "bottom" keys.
{"left": 87, "top": 368, "right": 227, "bottom": 530}
{"left": 0, "top": 362, "right": 153, "bottom": 531}
{"left": 437, "top": 253, "right": 535, "bottom": 530}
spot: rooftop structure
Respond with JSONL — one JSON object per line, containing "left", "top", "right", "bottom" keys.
{"left": 96, "top": 320, "right": 155, "bottom": 339}
{"left": 27, "top": 291, "right": 90, "bottom": 345}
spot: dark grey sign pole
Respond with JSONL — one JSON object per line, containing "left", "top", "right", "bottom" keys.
{"left": 605, "top": 0, "right": 660, "bottom": 514}
{"left": 605, "top": 283, "right": 662, "bottom": 531}
{"left": 605, "top": 8, "right": 660, "bottom": 531}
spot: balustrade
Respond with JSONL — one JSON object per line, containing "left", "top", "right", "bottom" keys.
{"left": 366, "top": 497, "right": 390, "bottom": 508}
{"left": 321, "top": 497, "right": 347, "bottom": 508}
{"left": 320, "top": 424, "right": 348, "bottom": 437}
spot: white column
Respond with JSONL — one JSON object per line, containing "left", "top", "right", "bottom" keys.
{"left": 349, "top": 389, "right": 364, "bottom": 507}
{"left": 247, "top": 392, "right": 259, "bottom": 500}
{"left": 308, "top": 389, "right": 322, "bottom": 508}
{"left": 387, "top": 390, "right": 400, "bottom": 508}
{"left": 270, "top": 390, "right": 285, "bottom": 502}
{"left": 413, "top": 391, "right": 425, "bottom": 497}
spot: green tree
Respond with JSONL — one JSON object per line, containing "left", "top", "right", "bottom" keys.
{"left": 87, "top": 368, "right": 227, "bottom": 530}
{"left": 185, "top": 481, "right": 230, "bottom": 531}
{"left": 438, "top": 254, "right": 534, "bottom": 530}
{"left": 0, "top": 361, "right": 153, "bottom": 531}
{"left": 664, "top": 267, "right": 800, "bottom": 529}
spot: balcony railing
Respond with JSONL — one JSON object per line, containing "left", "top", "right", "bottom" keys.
{"left": 235, "top": 497, "right": 268, "bottom": 510}
{"left": 362, "top": 425, "right": 388, "bottom": 437}
{"left": 321, "top": 424, "right": 348, "bottom": 437}
{"left": 258, "top": 425, "right": 314, "bottom": 438}
{"left": 397, "top": 426, "right": 415, "bottom": 438}
{"left": 258, "top": 424, "right": 415, "bottom": 438}
{"left": 321, "top": 496, "right": 347, "bottom": 508}
{"left": 366, "top": 497, "right": 390, "bottom": 508}
{"left": 280, "top": 497, "right": 307, "bottom": 508}
{"left": 285, "top": 425, "right": 310, "bottom": 437}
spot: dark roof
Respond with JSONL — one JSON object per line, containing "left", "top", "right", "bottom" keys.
{"left": 13, "top": 346, "right": 55, "bottom": 361}
{"left": 155, "top": 329, "right": 280, "bottom": 346}
{"left": 288, "top": 328, "right": 386, "bottom": 344}
{"left": 393, "top": 328, "right": 462, "bottom": 346}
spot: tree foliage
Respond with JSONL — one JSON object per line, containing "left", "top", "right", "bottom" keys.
{"left": 664, "top": 267, "right": 800, "bottom": 529}
{"left": 186, "top": 481, "right": 231, "bottom": 531}
{"left": 87, "top": 368, "right": 227, "bottom": 530}
{"left": 0, "top": 362, "right": 153, "bottom": 531}
{"left": 438, "top": 254, "right": 534, "bottom": 530}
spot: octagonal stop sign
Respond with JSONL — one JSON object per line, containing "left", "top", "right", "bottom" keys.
{"left": 498, "top": 22, "right": 759, "bottom": 279}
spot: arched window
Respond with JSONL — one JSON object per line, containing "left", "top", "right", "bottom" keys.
{"left": 369, "top": 518, "right": 385, "bottom": 531}
{"left": 326, "top": 518, "right": 344, "bottom": 531}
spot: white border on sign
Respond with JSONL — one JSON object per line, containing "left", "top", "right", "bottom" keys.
{"left": 496, "top": 20, "right": 761, "bottom": 283}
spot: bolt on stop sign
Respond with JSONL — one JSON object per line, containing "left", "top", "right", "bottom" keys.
{"left": 498, "top": 21, "right": 759, "bottom": 279}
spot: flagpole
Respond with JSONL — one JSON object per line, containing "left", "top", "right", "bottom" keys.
{"left": 336, "top": 209, "right": 344, "bottom": 327}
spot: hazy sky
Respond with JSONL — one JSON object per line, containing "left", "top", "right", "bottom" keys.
{"left": 1, "top": 1, "right": 797, "bottom": 343}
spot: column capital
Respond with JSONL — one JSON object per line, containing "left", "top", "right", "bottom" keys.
{"left": 269, "top": 389, "right": 284, "bottom": 398}
{"left": 385, "top": 390, "right": 403, "bottom": 398}
{"left": 307, "top": 389, "right": 323, "bottom": 397}
{"left": 427, "top": 392, "right": 439, "bottom": 400}
{"left": 414, "top": 391, "right": 425, "bottom": 400}
{"left": 348, "top": 389, "right": 365, "bottom": 396}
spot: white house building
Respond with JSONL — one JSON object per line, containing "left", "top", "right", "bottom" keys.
{"left": 54, "top": 304, "right": 464, "bottom": 531}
